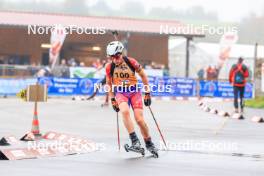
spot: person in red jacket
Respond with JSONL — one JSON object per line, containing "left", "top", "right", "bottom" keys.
{"left": 229, "top": 57, "right": 249, "bottom": 113}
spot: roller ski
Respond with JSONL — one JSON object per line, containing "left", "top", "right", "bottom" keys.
{"left": 124, "top": 140, "right": 145, "bottom": 156}
{"left": 146, "top": 140, "right": 159, "bottom": 158}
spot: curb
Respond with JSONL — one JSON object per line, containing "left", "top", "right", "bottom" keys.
{"left": 198, "top": 101, "right": 263, "bottom": 124}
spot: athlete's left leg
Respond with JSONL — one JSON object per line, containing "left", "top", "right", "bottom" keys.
{"left": 130, "top": 92, "right": 150, "bottom": 140}
{"left": 131, "top": 92, "right": 158, "bottom": 153}
{"left": 133, "top": 108, "right": 150, "bottom": 139}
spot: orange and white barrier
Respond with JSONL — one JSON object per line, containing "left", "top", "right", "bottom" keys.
{"left": 251, "top": 116, "right": 264, "bottom": 123}
{"left": 0, "top": 132, "right": 97, "bottom": 160}
{"left": 218, "top": 111, "right": 230, "bottom": 117}
{"left": 231, "top": 113, "right": 244, "bottom": 120}
{"left": 209, "top": 108, "right": 218, "bottom": 114}
{"left": 0, "top": 135, "right": 20, "bottom": 146}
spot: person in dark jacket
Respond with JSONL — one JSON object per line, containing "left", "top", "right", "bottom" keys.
{"left": 229, "top": 57, "right": 249, "bottom": 113}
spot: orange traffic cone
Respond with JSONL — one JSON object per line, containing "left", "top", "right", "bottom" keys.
{"left": 31, "top": 102, "right": 41, "bottom": 136}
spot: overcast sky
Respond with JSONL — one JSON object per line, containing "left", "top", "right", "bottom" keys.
{"left": 7, "top": 0, "right": 264, "bottom": 22}
{"left": 87, "top": 0, "right": 264, "bottom": 22}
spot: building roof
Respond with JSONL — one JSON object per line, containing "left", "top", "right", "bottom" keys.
{"left": 0, "top": 11, "right": 204, "bottom": 37}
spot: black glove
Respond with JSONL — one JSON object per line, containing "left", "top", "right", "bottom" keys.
{"left": 144, "top": 93, "right": 151, "bottom": 106}
{"left": 111, "top": 98, "right": 120, "bottom": 112}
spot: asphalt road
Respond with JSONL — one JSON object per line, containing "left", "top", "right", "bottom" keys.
{"left": 0, "top": 98, "right": 263, "bottom": 176}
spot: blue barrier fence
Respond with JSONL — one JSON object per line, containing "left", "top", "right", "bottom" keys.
{"left": 0, "top": 78, "right": 37, "bottom": 95}
{"left": 199, "top": 81, "right": 253, "bottom": 98}
{"left": 0, "top": 77, "right": 254, "bottom": 98}
{"left": 37, "top": 77, "right": 197, "bottom": 97}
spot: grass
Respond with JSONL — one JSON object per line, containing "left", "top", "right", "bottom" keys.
{"left": 245, "top": 97, "right": 264, "bottom": 109}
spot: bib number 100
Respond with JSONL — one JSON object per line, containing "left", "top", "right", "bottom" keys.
{"left": 114, "top": 72, "right": 129, "bottom": 78}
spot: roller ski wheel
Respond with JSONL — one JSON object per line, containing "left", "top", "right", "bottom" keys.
{"left": 124, "top": 144, "right": 145, "bottom": 156}
{"left": 146, "top": 141, "right": 159, "bottom": 158}
{"left": 149, "top": 148, "right": 159, "bottom": 158}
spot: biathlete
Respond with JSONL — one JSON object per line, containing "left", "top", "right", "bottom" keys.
{"left": 105, "top": 41, "right": 158, "bottom": 155}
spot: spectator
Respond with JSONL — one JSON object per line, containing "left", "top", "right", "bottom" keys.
{"left": 79, "top": 62, "right": 85, "bottom": 67}
{"left": 229, "top": 57, "right": 249, "bottom": 113}
{"left": 68, "top": 57, "right": 77, "bottom": 67}
{"left": 28, "top": 62, "right": 38, "bottom": 76}
{"left": 197, "top": 68, "right": 205, "bottom": 80}
{"left": 206, "top": 65, "right": 214, "bottom": 80}
{"left": 144, "top": 64, "right": 152, "bottom": 69}
{"left": 163, "top": 65, "right": 169, "bottom": 77}
{"left": 92, "top": 59, "right": 102, "bottom": 69}
{"left": 37, "top": 66, "right": 52, "bottom": 77}
{"left": 49, "top": 58, "right": 70, "bottom": 78}
{"left": 213, "top": 65, "right": 220, "bottom": 80}
{"left": 60, "top": 59, "right": 70, "bottom": 78}
{"left": 209, "top": 66, "right": 219, "bottom": 80}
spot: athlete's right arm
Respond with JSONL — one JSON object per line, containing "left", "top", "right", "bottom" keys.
{"left": 106, "top": 77, "right": 114, "bottom": 98}
{"left": 106, "top": 63, "right": 119, "bottom": 112}
{"left": 105, "top": 63, "right": 114, "bottom": 98}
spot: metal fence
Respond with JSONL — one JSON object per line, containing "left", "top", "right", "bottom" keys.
{"left": 0, "top": 65, "right": 40, "bottom": 78}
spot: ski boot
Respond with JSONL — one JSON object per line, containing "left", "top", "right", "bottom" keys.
{"left": 145, "top": 140, "right": 159, "bottom": 158}
{"left": 124, "top": 139, "right": 145, "bottom": 156}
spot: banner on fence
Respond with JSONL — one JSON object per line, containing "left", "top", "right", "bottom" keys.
{"left": 199, "top": 81, "right": 253, "bottom": 98}
{"left": 0, "top": 77, "right": 254, "bottom": 99}
{"left": 37, "top": 77, "right": 197, "bottom": 97}
{"left": 0, "top": 78, "right": 37, "bottom": 95}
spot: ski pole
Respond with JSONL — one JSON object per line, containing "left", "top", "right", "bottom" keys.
{"left": 148, "top": 106, "right": 167, "bottom": 149}
{"left": 111, "top": 30, "right": 119, "bottom": 40}
{"left": 86, "top": 86, "right": 100, "bottom": 100}
{"left": 116, "top": 112, "right": 121, "bottom": 151}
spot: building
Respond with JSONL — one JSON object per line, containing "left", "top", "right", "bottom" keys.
{"left": 0, "top": 11, "right": 204, "bottom": 69}
{"left": 169, "top": 40, "right": 264, "bottom": 79}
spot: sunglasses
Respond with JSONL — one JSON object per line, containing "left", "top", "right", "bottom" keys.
{"left": 110, "top": 54, "right": 121, "bottom": 59}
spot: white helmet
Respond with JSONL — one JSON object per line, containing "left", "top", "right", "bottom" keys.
{"left": 106, "top": 41, "right": 124, "bottom": 56}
